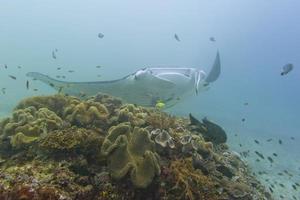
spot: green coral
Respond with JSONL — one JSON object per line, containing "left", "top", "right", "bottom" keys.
{"left": 63, "top": 99, "right": 109, "bottom": 127}
{"left": 117, "top": 104, "right": 148, "bottom": 126}
{"left": 10, "top": 132, "right": 38, "bottom": 149}
{"left": 39, "top": 127, "right": 103, "bottom": 155}
{"left": 101, "top": 124, "right": 160, "bottom": 188}
{"left": 0, "top": 106, "right": 62, "bottom": 144}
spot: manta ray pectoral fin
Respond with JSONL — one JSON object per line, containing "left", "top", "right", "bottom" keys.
{"left": 205, "top": 51, "right": 221, "bottom": 83}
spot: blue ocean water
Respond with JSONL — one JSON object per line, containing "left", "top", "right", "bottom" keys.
{"left": 1, "top": 0, "right": 299, "bottom": 199}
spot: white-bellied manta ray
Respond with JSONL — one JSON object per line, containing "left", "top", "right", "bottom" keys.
{"left": 26, "top": 51, "right": 221, "bottom": 108}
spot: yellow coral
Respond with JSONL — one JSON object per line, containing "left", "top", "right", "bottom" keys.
{"left": 101, "top": 124, "right": 160, "bottom": 188}
{"left": 10, "top": 132, "right": 38, "bottom": 149}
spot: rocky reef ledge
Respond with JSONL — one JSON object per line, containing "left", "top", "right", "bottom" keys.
{"left": 0, "top": 94, "right": 272, "bottom": 200}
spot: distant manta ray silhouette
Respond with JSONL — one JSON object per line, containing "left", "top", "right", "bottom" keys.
{"left": 27, "top": 51, "right": 221, "bottom": 108}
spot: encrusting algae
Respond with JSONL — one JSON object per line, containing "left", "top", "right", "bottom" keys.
{"left": 0, "top": 93, "right": 273, "bottom": 199}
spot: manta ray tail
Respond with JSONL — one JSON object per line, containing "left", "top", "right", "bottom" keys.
{"left": 26, "top": 72, "right": 66, "bottom": 91}
{"left": 205, "top": 51, "right": 221, "bottom": 83}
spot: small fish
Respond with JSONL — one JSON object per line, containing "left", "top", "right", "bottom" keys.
{"left": 241, "top": 118, "right": 246, "bottom": 122}
{"left": 279, "top": 183, "right": 285, "bottom": 188}
{"left": 295, "top": 183, "right": 300, "bottom": 187}
{"left": 68, "top": 70, "right": 74, "bottom": 73}
{"left": 62, "top": 76, "right": 66, "bottom": 79}
{"left": 255, "top": 159, "right": 260, "bottom": 162}
{"left": 17, "top": 66, "right": 22, "bottom": 69}
{"left": 279, "top": 195, "right": 284, "bottom": 199}
{"left": 8, "top": 75, "right": 16, "bottom": 80}
{"left": 255, "top": 151, "right": 265, "bottom": 159}
{"left": 254, "top": 139, "right": 260, "bottom": 144}
{"left": 26, "top": 80, "right": 29, "bottom": 90}
{"left": 57, "top": 67, "right": 61, "bottom": 70}
{"left": 291, "top": 136, "right": 295, "bottom": 140}
{"left": 4, "top": 64, "right": 7, "bottom": 69}
{"left": 1, "top": 88, "right": 6, "bottom": 94}
{"left": 58, "top": 87, "right": 63, "bottom": 93}
{"left": 33, "top": 88, "right": 38, "bottom": 91}
{"left": 243, "top": 102, "right": 249, "bottom": 106}
{"left": 174, "top": 34, "right": 180, "bottom": 42}
{"left": 155, "top": 100, "right": 165, "bottom": 110}
{"left": 98, "top": 32, "right": 104, "bottom": 38}
{"left": 55, "top": 48, "right": 58, "bottom": 52}
{"left": 209, "top": 37, "right": 216, "bottom": 42}
{"left": 281, "top": 63, "right": 293, "bottom": 76}
{"left": 234, "top": 133, "right": 238, "bottom": 136}
{"left": 278, "top": 172, "right": 283, "bottom": 176}
{"left": 267, "top": 156, "right": 274, "bottom": 163}
{"left": 79, "top": 91, "right": 86, "bottom": 98}
{"left": 52, "top": 51, "right": 57, "bottom": 59}
{"left": 56, "top": 75, "right": 61, "bottom": 78}
{"left": 96, "top": 65, "right": 102, "bottom": 68}
{"left": 49, "top": 83, "right": 55, "bottom": 87}
{"left": 279, "top": 139, "right": 283, "bottom": 145}
{"left": 266, "top": 138, "right": 272, "bottom": 142}
{"left": 97, "top": 74, "right": 101, "bottom": 77}
{"left": 239, "top": 143, "right": 242, "bottom": 147}
{"left": 292, "top": 184, "right": 297, "bottom": 190}
{"left": 269, "top": 187, "right": 273, "bottom": 193}
{"left": 273, "top": 153, "right": 278, "bottom": 157}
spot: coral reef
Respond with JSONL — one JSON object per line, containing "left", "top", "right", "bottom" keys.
{"left": 0, "top": 94, "right": 272, "bottom": 199}
{"left": 101, "top": 124, "right": 160, "bottom": 188}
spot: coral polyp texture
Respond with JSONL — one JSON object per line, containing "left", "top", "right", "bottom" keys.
{"left": 0, "top": 94, "right": 272, "bottom": 199}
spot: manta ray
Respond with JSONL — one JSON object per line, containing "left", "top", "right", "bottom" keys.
{"left": 26, "top": 51, "right": 221, "bottom": 108}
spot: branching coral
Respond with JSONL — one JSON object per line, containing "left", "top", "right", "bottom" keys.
{"left": 168, "top": 158, "right": 218, "bottom": 200}
{"left": 101, "top": 124, "right": 160, "bottom": 188}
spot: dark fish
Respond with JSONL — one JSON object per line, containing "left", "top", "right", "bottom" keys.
{"left": 8, "top": 75, "right": 16, "bottom": 80}
{"left": 244, "top": 102, "right": 249, "bottom": 106}
{"left": 96, "top": 65, "right": 102, "bottom": 68}
{"left": 79, "top": 92, "right": 86, "bottom": 98}
{"left": 174, "top": 34, "right": 180, "bottom": 42}
{"left": 279, "top": 139, "right": 282, "bottom": 144}
{"left": 266, "top": 138, "right": 272, "bottom": 142}
{"left": 55, "top": 48, "right": 58, "bottom": 52}
{"left": 281, "top": 63, "right": 293, "bottom": 76}
{"left": 98, "top": 32, "right": 104, "bottom": 38}
{"left": 239, "top": 143, "right": 242, "bottom": 147}
{"left": 254, "top": 139, "right": 260, "bottom": 144}
{"left": 292, "top": 195, "right": 297, "bottom": 200}
{"left": 97, "top": 74, "right": 101, "bottom": 77}
{"left": 267, "top": 156, "right": 274, "bottom": 163}
{"left": 278, "top": 172, "right": 283, "bottom": 176}
{"left": 189, "top": 114, "right": 227, "bottom": 144}
{"left": 26, "top": 80, "right": 29, "bottom": 90}
{"left": 62, "top": 76, "right": 66, "bottom": 79}
{"left": 295, "top": 183, "right": 300, "bottom": 187}
{"left": 279, "top": 195, "right": 284, "bottom": 199}
{"left": 241, "top": 118, "right": 246, "bottom": 122}
{"left": 255, "top": 151, "right": 264, "bottom": 159}
{"left": 291, "top": 136, "right": 295, "bottom": 140}
{"left": 17, "top": 66, "right": 21, "bottom": 69}
{"left": 52, "top": 51, "right": 57, "bottom": 59}
{"left": 33, "top": 88, "right": 38, "bottom": 91}
{"left": 292, "top": 184, "right": 297, "bottom": 190}
{"left": 279, "top": 183, "right": 285, "bottom": 188}
{"left": 255, "top": 159, "right": 260, "bottom": 162}
{"left": 4, "top": 64, "right": 7, "bottom": 69}
{"left": 68, "top": 70, "right": 74, "bottom": 73}
{"left": 1, "top": 88, "right": 6, "bottom": 94}
{"left": 209, "top": 37, "right": 216, "bottom": 42}
{"left": 56, "top": 75, "right": 61, "bottom": 78}
{"left": 49, "top": 83, "right": 55, "bottom": 87}
{"left": 269, "top": 187, "right": 273, "bottom": 193}
{"left": 57, "top": 67, "right": 61, "bottom": 70}
{"left": 273, "top": 153, "right": 278, "bottom": 157}
{"left": 234, "top": 133, "right": 238, "bottom": 136}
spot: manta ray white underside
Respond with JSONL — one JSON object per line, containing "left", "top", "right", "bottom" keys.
{"left": 27, "top": 52, "right": 221, "bottom": 107}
